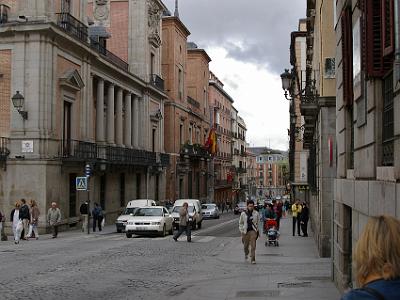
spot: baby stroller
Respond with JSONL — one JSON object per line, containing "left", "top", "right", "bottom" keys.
{"left": 264, "top": 219, "right": 279, "bottom": 247}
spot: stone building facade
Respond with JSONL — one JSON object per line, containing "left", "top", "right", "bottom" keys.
{"left": 209, "top": 72, "right": 234, "bottom": 205}
{"left": 161, "top": 12, "right": 212, "bottom": 203}
{"left": 333, "top": 0, "right": 400, "bottom": 291}
{"left": 231, "top": 111, "right": 247, "bottom": 203}
{"left": 0, "top": 0, "right": 169, "bottom": 232}
{"left": 301, "top": 0, "right": 337, "bottom": 258}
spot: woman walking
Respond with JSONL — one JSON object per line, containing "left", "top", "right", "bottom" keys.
{"left": 10, "top": 201, "right": 22, "bottom": 244}
{"left": 341, "top": 215, "right": 400, "bottom": 300}
{"left": 27, "top": 200, "right": 40, "bottom": 239}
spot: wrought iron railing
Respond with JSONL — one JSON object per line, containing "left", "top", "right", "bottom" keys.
{"left": 59, "top": 139, "right": 169, "bottom": 167}
{"left": 0, "top": 137, "right": 10, "bottom": 161}
{"left": 180, "top": 144, "right": 210, "bottom": 160}
{"left": 150, "top": 74, "right": 165, "bottom": 91}
{"left": 56, "top": 13, "right": 129, "bottom": 73}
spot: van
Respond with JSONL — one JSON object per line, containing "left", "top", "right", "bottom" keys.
{"left": 115, "top": 199, "right": 156, "bottom": 233}
{"left": 171, "top": 199, "right": 203, "bottom": 230}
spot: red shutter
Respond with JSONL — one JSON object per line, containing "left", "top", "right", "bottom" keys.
{"left": 341, "top": 6, "right": 353, "bottom": 106}
{"left": 364, "top": 0, "right": 394, "bottom": 77}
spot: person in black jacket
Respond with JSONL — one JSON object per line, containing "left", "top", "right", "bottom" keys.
{"left": 19, "top": 199, "right": 30, "bottom": 240}
{"left": 300, "top": 202, "right": 309, "bottom": 237}
{"left": 79, "top": 202, "right": 89, "bottom": 233}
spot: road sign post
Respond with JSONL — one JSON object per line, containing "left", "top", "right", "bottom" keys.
{"left": 85, "top": 164, "right": 92, "bottom": 235}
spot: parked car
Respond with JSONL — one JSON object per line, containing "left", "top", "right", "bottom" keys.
{"left": 234, "top": 202, "right": 247, "bottom": 215}
{"left": 171, "top": 204, "right": 202, "bottom": 230}
{"left": 201, "top": 204, "right": 220, "bottom": 219}
{"left": 115, "top": 199, "right": 156, "bottom": 233}
{"left": 125, "top": 206, "right": 173, "bottom": 238}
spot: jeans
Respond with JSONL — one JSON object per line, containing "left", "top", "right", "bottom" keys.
{"left": 93, "top": 216, "right": 103, "bottom": 232}
{"left": 27, "top": 223, "right": 39, "bottom": 238}
{"left": 174, "top": 225, "right": 191, "bottom": 242}
{"left": 242, "top": 230, "right": 257, "bottom": 262}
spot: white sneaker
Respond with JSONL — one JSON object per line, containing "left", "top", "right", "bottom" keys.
{"left": 251, "top": 260, "right": 256, "bottom": 264}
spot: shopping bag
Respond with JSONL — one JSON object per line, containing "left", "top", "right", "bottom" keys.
{"left": 101, "top": 217, "right": 105, "bottom": 228}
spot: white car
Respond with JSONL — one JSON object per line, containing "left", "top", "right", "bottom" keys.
{"left": 115, "top": 199, "right": 156, "bottom": 233}
{"left": 125, "top": 206, "right": 173, "bottom": 238}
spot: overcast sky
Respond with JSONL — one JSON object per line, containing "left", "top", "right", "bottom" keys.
{"left": 163, "top": 0, "right": 306, "bottom": 150}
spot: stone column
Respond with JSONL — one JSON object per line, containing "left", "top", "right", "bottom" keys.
{"left": 133, "top": 95, "right": 139, "bottom": 148}
{"left": 124, "top": 92, "right": 132, "bottom": 147}
{"left": 115, "top": 88, "right": 123, "bottom": 146}
{"left": 106, "top": 83, "right": 115, "bottom": 144}
{"left": 96, "top": 78, "right": 105, "bottom": 142}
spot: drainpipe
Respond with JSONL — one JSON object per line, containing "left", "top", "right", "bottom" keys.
{"left": 395, "top": 0, "right": 400, "bottom": 84}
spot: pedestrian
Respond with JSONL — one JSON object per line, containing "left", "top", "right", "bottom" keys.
{"left": 27, "top": 200, "right": 40, "bottom": 240}
{"left": 341, "top": 215, "right": 400, "bottom": 300}
{"left": 0, "top": 209, "right": 4, "bottom": 240}
{"left": 92, "top": 203, "right": 103, "bottom": 232}
{"left": 10, "top": 201, "right": 23, "bottom": 244}
{"left": 300, "top": 202, "right": 309, "bottom": 237}
{"left": 239, "top": 200, "right": 260, "bottom": 264}
{"left": 291, "top": 200, "right": 302, "bottom": 236}
{"left": 173, "top": 202, "right": 191, "bottom": 242}
{"left": 79, "top": 201, "right": 89, "bottom": 233}
{"left": 221, "top": 201, "right": 226, "bottom": 213}
{"left": 19, "top": 198, "right": 30, "bottom": 240}
{"left": 47, "top": 202, "right": 61, "bottom": 238}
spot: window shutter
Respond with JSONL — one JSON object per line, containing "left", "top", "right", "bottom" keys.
{"left": 364, "top": 0, "right": 394, "bottom": 77}
{"left": 341, "top": 6, "right": 353, "bottom": 106}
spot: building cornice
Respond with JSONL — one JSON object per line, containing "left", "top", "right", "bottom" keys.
{"left": 209, "top": 81, "right": 234, "bottom": 103}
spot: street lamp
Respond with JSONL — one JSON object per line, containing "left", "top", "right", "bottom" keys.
{"left": 11, "top": 91, "right": 28, "bottom": 120}
{"left": 280, "top": 69, "right": 292, "bottom": 91}
{"left": 280, "top": 68, "right": 319, "bottom": 103}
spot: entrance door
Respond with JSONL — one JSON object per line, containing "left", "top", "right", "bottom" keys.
{"left": 63, "top": 101, "right": 72, "bottom": 156}
{"left": 69, "top": 173, "right": 77, "bottom": 217}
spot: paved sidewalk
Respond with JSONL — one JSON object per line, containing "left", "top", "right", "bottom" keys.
{"left": 171, "top": 216, "right": 341, "bottom": 300}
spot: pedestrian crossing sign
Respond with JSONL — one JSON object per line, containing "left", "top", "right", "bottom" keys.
{"left": 76, "top": 177, "right": 88, "bottom": 191}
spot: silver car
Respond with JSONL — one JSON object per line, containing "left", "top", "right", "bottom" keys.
{"left": 201, "top": 204, "right": 220, "bottom": 219}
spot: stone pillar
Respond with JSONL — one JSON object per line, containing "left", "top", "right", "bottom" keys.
{"left": 133, "top": 95, "right": 139, "bottom": 148}
{"left": 96, "top": 78, "right": 105, "bottom": 142}
{"left": 115, "top": 88, "right": 123, "bottom": 146}
{"left": 106, "top": 83, "right": 115, "bottom": 144}
{"left": 124, "top": 92, "right": 132, "bottom": 147}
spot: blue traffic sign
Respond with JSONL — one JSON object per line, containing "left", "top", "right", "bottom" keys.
{"left": 76, "top": 177, "right": 88, "bottom": 191}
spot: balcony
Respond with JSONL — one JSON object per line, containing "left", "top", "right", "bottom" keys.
{"left": 150, "top": 74, "right": 165, "bottom": 91}
{"left": 180, "top": 143, "right": 211, "bottom": 160}
{"left": 56, "top": 13, "right": 129, "bottom": 73}
{"left": 0, "top": 137, "right": 10, "bottom": 169}
{"left": 187, "top": 96, "right": 200, "bottom": 109}
{"left": 59, "top": 139, "right": 169, "bottom": 167}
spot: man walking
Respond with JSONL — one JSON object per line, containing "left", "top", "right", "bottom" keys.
{"left": 92, "top": 203, "right": 103, "bottom": 232}
{"left": 300, "top": 202, "right": 309, "bottom": 237}
{"left": 47, "top": 202, "right": 61, "bottom": 238}
{"left": 291, "top": 200, "right": 302, "bottom": 236}
{"left": 173, "top": 202, "right": 191, "bottom": 242}
{"left": 239, "top": 200, "right": 260, "bottom": 264}
{"left": 79, "top": 201, "right": 89, "bottom": 233}
{"left": 19, "top": 199, "right": 30, "bottom": 240}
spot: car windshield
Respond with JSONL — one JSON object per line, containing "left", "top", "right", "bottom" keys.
{"left": 172, "top": 206, "right": 195, "bottom": 213}
{"left": 134, "top": 208, "right": 163, "bottom": 217}
{"left": 202, "top": 204, "right": 215, "bottom": 210}
{"left": 122, "top": 207, "right": 137, "bottom": 215}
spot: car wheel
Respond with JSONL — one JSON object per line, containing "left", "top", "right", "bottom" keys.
{"left": 126, "top": 233, "right": 132, "bottom": 238}
{"left": 117, "top": 229, "right": 122, "bottom": 233}
{"left": 197, "top": 221, "right": 202, "bottom": 229}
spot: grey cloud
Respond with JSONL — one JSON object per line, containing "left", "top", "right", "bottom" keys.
{"left": 164, "top": 0, "right": 306, "bottom": 74}
{"left": 222, "top": 77, "right": 239, "bottom": 90}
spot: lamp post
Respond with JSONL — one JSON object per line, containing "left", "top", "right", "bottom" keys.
{"left": 11, "top": 91, "right": 28, "bottom": 120}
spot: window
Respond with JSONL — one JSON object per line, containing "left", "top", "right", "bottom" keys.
{"left": 120, "top": 173, "right": 125, "bottom": 207}
{"left": 382, "top": 72, "right": 394, "bottom": 166}
{"left": 61, "top": 0, "right": 71, "bottom": 13}
{"left": 382, "top": 0, "right": 394, "bottom": 55}
{"left": 188, "top": 126, "right": 192, "bottom": 144}
{"left": 152, "top": 128, "right": 156, "bottom": 152}
{"left": 341, "top": 5, "right": 353, "bottom": 106}
{"left": 0, "top": 4, "right": 9, "bottom": 24}
{"left": 178, "top": 68, "right": 183, "bottom": 100}
{"left": 325, "top": 58, "right": 336, "bottom": 78}
{"left": 150, "top": 53, "right": 155, "bottom": 76}
{"left": 179, "top": 124, "right": 183, "bottom": 146}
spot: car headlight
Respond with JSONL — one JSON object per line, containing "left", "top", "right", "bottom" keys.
{"left": 151, "top": 222, "right": 161, "bottom": 225}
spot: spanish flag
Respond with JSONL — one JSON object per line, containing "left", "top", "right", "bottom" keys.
{"left": 205, "top": 128, "right": 218, "bottom": 155}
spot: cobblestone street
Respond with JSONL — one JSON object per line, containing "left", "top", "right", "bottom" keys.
{"left": 0, "top": 214, "right": 340, "bottom": 300}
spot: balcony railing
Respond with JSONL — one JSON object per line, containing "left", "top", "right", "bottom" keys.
{"left": 180, "top": 144, "right": 211, "bottom": 160}
{"left": 56, "top": 13, "right": 129, "bottom": 73}
{"left": 187, "top": 96, "right": 200, "bottom": 109}
{"left": 0, "top": 137, "right": 10, "bottom": 161}
{"left": 59, "top": 139, "right": 169, "bottom": 167}
{"left": 150, "top": 74, "right": 165, "bottom": 91}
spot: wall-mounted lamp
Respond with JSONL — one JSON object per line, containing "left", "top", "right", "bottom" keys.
{"left": 11, "top": 91, "right": 28, "bottom": 120}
